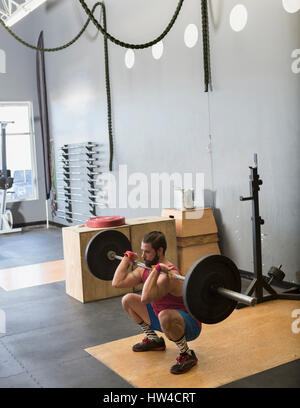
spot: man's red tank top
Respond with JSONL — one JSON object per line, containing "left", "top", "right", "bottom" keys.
{"left": 142, "top": 265, "right": 201, "bottom": 328}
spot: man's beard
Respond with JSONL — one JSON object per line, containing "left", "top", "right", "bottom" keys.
{"left": 144, "top": 252, "right": 160, "bottom": 268}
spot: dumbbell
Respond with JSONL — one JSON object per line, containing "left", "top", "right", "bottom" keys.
{"left": 268, "top": 265, "right": 285, "bottom": 286}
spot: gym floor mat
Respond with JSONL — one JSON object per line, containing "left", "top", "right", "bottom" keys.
{"left": 85, "top": 299, "right": 300, "bottom": 388}
{"left": 0, "top": 260, "right": 65, "bottom": 291}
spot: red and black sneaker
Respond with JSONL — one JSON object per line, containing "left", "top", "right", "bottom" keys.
{"left": 132, "top": 337, "right": 166, "bottom": 352}
{"left": 170, "top": 350, "right": 198, "bottom": 374}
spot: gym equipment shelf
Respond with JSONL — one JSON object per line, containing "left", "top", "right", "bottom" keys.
{"left": 56, "top": 142, "right": 103, "bottom": 224}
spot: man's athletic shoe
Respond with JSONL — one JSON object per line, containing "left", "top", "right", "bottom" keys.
{"left": 170, "top": 350, "right": 198, "bottom": 374}
{"left": 132, "top": 337, "right": 166, "bottom": 352}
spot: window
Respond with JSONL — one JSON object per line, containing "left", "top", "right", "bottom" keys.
{"left": 0, "top": 101, "right": 38, "bottom": 202}
{"left": 0, "top": 49, "right": 6, "bottom": 74}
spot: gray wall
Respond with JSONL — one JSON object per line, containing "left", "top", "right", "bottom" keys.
{"left": 1, "top": 0, "right": 299, "bottom": 283}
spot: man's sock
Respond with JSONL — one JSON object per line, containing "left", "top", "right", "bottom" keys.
{"left": 138, "top": 321, "right": 160, "bottom": 341}
{"left": 174, "top": 335, "right": 192, "bottom": 356}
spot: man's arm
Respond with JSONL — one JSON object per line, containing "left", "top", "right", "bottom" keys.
{"left": 112, "top": 256, "right": 143, "bottom": 288}
{"left": 141, "top": 264, "right": 171, "bottom": 304}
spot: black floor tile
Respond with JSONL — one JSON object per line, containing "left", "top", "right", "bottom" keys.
{"left": 0, "top": 341, "right": 25, "bottom": 378}
{"left": 1, "top": 318, "right": 105, "bottom": 373}
{"left": 0, "top": 283, "right": 139, "bottom": 378}
{"left": 0, "top": 282, "right": 65, "bottom": 309}
{"left": 0, "top": 372, "right": 40, "bottom": 388}
{"left": 1, "top": 284, "right": 139, "bottom": 340}
{"left": 0, "top": 226, "right": 63, "bottom": 269}
{"left": 221, "top": 359, "right": 300, "bottom": 388}
{"left": 28, "top": 355, "right": 132, "bottom": 388}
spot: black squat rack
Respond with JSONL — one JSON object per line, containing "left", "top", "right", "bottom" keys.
{"left": 238, "top": 154, "right": 300, "bottom": 307}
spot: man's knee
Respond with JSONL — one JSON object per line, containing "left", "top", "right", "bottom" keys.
{"left": 122, "top": 293, "right": 133, "bottom": 310}
{"left": 121, "top": 293, "right": 140, "bottom": 311}
{"left": 158, "top": 310, "right": 183, "bottom": 331}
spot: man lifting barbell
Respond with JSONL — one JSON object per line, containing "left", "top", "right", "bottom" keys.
{"left": 112, "top": 231, "right": 201, "bottom": 375}
{"left": 85, "top": 228, "right": 256, "bottom": 374}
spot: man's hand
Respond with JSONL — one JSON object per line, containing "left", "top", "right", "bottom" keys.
{"left": 141, "top": 263, "right": 173, "bottom": 304}
{"left": 124, "top": 251, "right": 138, "bottom": 263}
{"left": 153, "top": 263, "right": 175, "bottom": 278}
{"left": 112, "top": 251, "right": 141, "bottom": 288}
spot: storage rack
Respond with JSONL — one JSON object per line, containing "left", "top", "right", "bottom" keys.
{"left": 55, "top": 142, "right": 107, "bottom": 224}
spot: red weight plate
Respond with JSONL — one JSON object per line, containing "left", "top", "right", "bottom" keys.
{"left": 86, "top": 216, "right": 125, "bottom": 228}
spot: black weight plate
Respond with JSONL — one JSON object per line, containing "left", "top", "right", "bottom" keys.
{"left": 183, "top": 254, "right": 241, "bottom": 324}
{"left": 85, "top": 229, "right": 132, "bottom": 281}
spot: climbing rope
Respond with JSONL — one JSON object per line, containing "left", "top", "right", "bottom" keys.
{"left": 201, "top": 0, "right": 212, "bottom": 92}
{"left": 0, "top": 0, "right": 185, "bottom": 52}
{"left": 0, "top": 1, "right": 186, "bottom": 171}
{"left": 101, "top": 3, "right": 114, "bottom": 171}
{"left": 0, "top": 0, "right": 213, "bottom": 170}
{"left": 78, "top": 0, "right": 185, "bottom": 49}
{"left": 0, "top": 2, "right": 103, "bottom": 52}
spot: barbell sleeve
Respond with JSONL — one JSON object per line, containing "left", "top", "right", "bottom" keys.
{"left": 216, "top": 287, "right": 257, "bottom": 306}
{"left": 114, "top": 254, "right": 256, "bottom": 306}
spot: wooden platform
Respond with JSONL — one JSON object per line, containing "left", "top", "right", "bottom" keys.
{"left": 85, "top": 300, "right": 300, "bottom": 388}
{"left": 0, "top": 260, "right": 65, "bottom": 291}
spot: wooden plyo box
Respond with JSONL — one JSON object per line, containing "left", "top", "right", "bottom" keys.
{"left": 177, "top": 242, "right": 221, "bottom": 275}
{"left": 161, "top": 207, "right": 218, "bottom": 237}
{"left": 62, "top": 217, "right": 177, "bottom": 302}
{"left": 63, "top": 225, "right": 132, "bottom": 303}
{"left": 161, "top": 208, "right": 220, "bottom": 275}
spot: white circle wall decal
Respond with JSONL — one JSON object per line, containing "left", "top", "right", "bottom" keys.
{"left": 152, "top": 41, "right": 164, "bottom": 60}
{"left": 282, "top": 0, "right": 300, "bottom": 13}
{"left": 125, "top": 49, "right": 135, "bottom": 69}
{"left": 230, "top": 4, "right": 248, "bottom": 32}
{"left": 184, "top": 24, "right": 199, "bottom": 48}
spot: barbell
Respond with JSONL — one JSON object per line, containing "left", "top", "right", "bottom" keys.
{"left": 85, "top": 229, "right": 257, "bottom": 324}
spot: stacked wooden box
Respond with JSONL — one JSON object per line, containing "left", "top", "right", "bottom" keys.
{"left": 161, "top": 208, "right": 220, "bottom": 275}
{"left": 62, "top": 216, "right": 177, "bottom": 303}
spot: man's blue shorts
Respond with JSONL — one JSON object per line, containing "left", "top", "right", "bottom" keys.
{"left": 146, "top": 303, "right": 201, "bottom": 342}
